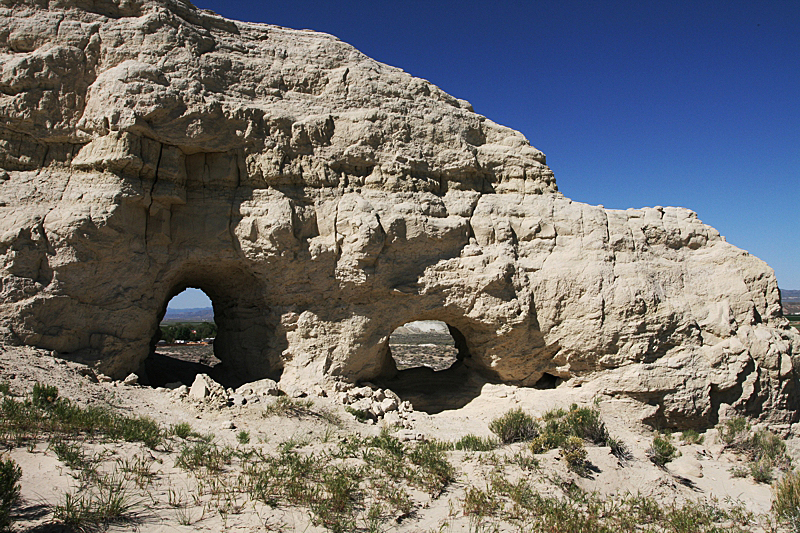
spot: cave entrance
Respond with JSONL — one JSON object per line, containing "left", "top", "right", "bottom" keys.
{"left": 377, "top": 320, "right": 486, "bottom": 413}
{"left": 147, "top": 288, "right": 221, "bottom": 388}
{"left": 144, "top": 267, "right": 277, "bottom": 390}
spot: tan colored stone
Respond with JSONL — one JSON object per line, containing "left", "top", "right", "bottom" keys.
{"left": 0, "top": 0, "right": 797, "bottom": 428}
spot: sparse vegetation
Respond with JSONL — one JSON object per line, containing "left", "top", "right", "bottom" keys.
{"left": 773, "top": 469, "right": 800, "bottom": 532}
{"left": 453, "top": 434, "right": 498, "bottom": 451}
{"left": 0, "top": 385, "right": 164, "bottom": 449}
{"left": 176, "top": 440, "right": 234, "bottom": 474}
{"left": 489, "top": 408, "right": 539, "bottom": 444}
{"left": 0, "top": 456, "right": 21, "bottom": 532}
{"left": 681, "top": 429, "right": 704, "bottom": 445}
{"left": 239, "top": 429, "right": 454, "bottom": 530}
{"left": 53, "top": 472, "right": 140, "bottom": 531}
{"left": 719, "top": 418, "right": 790, "bottom": 483}
{"left": 263, "top": 396, "right": 341, "bottom": 425}
{"left": 460, "top": 475, "right": 755, "bottom": 532}
{"left": 345, "top": 406, "right": 372, "bottom": 423}
{"left": 648, "top": 434, "right": 679, "bottom": 467}
{"left": 528, "top": 404, "right": 630, "bottom": 463}
{"left": 0, "top": 380, "right": 788, "bottom": 532}
{"left": 169, "top": 422, "right": 193, "bottom": 439}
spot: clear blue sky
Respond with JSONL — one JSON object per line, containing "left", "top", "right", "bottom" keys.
{"left": 171, "top": 0, "right": 798, "bottom": 310}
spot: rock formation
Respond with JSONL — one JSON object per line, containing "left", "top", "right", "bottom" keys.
{"left": 1, "top": 0, "right": 797, "bottom": 428}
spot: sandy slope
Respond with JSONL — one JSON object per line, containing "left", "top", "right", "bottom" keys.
{"left": 0, "top": 345, "right": 790, "bottom": 532}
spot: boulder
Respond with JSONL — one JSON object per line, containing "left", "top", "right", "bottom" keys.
{"left": 189, "top": 374, "right": 224, "bottom": 401}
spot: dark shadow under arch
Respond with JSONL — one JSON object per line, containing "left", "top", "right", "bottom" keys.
{"left": 375, "top": 320, "right": 496, "bottom": 414}
{"left": 143, "top": 262, "right": 280, "bottom": 390}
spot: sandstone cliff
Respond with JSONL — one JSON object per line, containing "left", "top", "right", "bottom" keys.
{"left": 1, "top": 0, "right": 797, "bottom": 428}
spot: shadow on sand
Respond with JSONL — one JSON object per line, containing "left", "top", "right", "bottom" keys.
{"left": 375, "top": 361, "right": 496, "bottom": 414}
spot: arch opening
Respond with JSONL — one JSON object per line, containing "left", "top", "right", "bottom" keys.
{"left": 146, "top": 288, "right": 221, "bottom": 388}
{"left": 143, "top": 265, "right": 279, "bottom": 390}
{"left": 388, "top": 320, "right": 461, "bottom": 372}
{"left": 375, "top": 320, "right": 488, "bottom": 414}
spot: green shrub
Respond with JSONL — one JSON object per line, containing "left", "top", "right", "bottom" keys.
{"left": 748, "top": 429, "right": 786, "bottom": 464}
{"left": 528, "top": 404, "right": 628, "bottom": 464}
{"left": 32, "top": 383, "right": 59, "bottom": 408}
{"left": 169, "top": 422, "right": 193, "bottom": 439}
{"left": 237, "top": 430, "right": 250, "bottom": 445}
{"left": 0, "top": 456, "right": 22, "bottom": 532}
{"left": 719, "top": 417, "right": 749, "bottom": 446}
{"left": 750, "top": 458, "right": 775, "bottom": 484}
{"left": 454, "top": 434, "right": 497, "bottom": 452}
{"left": 681, "top": 429, "right": 704, "bottom": 445}
{"left": 489, "top": 408, "right": 539, "bottom": 444}
{"left": 648, "top": 434, "right": 679, "bottom": 467}
{"left": 773, "top": 469, "right": 800, "bottom": 532}
{"left": 560, "top": 436, "right": 588, "bottom": 474}
{"left": 563, "top": 404, "right": 609, "bottom": 444}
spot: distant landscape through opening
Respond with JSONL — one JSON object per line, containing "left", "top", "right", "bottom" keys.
{"left": 145, "top": 288, "right": 220, "bottom": 387}
{"left": 388, "top": 320, "right": 458, "bottom": 371}
{"left": 378, "top": 320, "right": 486, "bottom": 413}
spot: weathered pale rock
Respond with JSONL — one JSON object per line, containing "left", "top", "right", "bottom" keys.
{"left": 170, "top": 384, "right": 188, "bottom": 398}
{"left": 235, "top": 378, "right": 280, "bottom": 397}
{"left": 122, "top": 373, "right": 138, "bottom": 386}
{"left": 669, "top": 456, "right": 703, "bottom": 479}
{"left": 380, "top": 397, "right": 398, "bottom": 413}
{"left": 189, "top": 373, "right": 224, "bottom": 400}
{"left": 0, "top": 0, "right": 798, "bottom": 428}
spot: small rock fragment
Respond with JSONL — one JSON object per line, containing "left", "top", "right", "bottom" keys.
{"left": 380, "top": 397, "right": 398, "bottom": 413}
{"left": 122, "top": 373, "right": 138, "bottom": 386}
{"left": 189, "top": 373, "right": 224, "bottom": 400}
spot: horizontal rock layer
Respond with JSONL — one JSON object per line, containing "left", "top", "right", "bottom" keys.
{"left": 0, "top": 0, "right": 797, "bottom": 428}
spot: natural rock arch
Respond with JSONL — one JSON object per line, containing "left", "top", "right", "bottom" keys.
{"left": 149, "top": 262, "right": 278, "bottom": 382}
{"left": 0, "top": 0, "right": 797, "bottom": 428}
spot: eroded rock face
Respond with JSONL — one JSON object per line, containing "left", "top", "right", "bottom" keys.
{"left": 1, "top": 0, "right": 797, "bottom": 428}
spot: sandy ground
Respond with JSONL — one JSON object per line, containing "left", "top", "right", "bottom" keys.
{"left": 0, "top": 343, "right": 792, "bottom": 532}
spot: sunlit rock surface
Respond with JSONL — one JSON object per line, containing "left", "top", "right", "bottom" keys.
{"left": 0, "top": 0, "right": 797, "bottom": 427}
